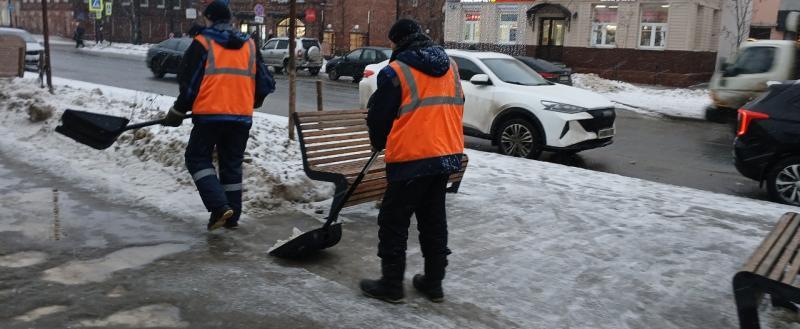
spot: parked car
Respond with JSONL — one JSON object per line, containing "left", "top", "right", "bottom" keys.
{"left": 261, "top": 37, "right": 322, "bottom": 75}
{"left": 734, "top": 80, "right": 800, "bottom": 206}
{"left": 146, "top": 37, "right": 193, "bottom": 78}
{"left": 326, "top": 47, "right": 391, "bottom": 82}
{"left": 0, "top": 27, "right": 43, "bottom": 72}
{"left": 514, "top": 56, "right": 573, "bottom": 85}
{"left": 359, "top": 50, "right": 616, "bottom": 159}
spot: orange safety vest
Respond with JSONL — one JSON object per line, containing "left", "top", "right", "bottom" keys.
{"left": 385, "top": 60, "right": 465, "bottom": 164}
{"left": 192, "top": 35, "right": 257, "bottom": 116}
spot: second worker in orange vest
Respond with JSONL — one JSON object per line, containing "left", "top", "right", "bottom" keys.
{"left": 361, "top": 19, "right": 465, "bottom": 304}
{"left": 162, "top": 0, "right": 275, "bottom": 231}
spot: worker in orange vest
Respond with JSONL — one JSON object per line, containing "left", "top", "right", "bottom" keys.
{"left": 162, "top": 0, "right": 275, "bottom": 231}
{"left": 361, "top": 19, "right": 465, "bottom": 303}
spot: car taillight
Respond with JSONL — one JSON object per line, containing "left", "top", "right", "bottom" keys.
{"left": 363, "top": 69, "right": 375, "bottom": 78}
{"left": 737, "top": 108, "right": 769, "bottom": 137}
{"left": 539, "top": 72, "right": 557, "bottom": 79}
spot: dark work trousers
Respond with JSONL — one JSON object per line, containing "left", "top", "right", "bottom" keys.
{"left": 378, "top": 173, "right": 452, "bottom": 280}
{"left": 185, "top": 120, "right": 251, "bottom": 223}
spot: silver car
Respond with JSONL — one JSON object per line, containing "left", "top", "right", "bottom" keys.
{"left": 260, "top": 37, "right": 322, "bottom": 75}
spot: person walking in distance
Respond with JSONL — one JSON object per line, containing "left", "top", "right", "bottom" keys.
{"left": 162, "top": 0, "right": 275, "bottom": 231}
{"left": 360, "top": 19, "right": 465, "bottom": 303}
{"left": 73, "top": 22, "right": 85, "bottom": 48}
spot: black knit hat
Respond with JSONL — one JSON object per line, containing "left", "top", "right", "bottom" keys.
{"left": 388, "top": 18, "right": 422, "bottom": 44}
{"left": 203, "top": 0, "right": 232, "bottom": 22}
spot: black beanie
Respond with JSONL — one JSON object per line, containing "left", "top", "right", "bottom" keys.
{"left": 204, "top": 0, "right": 232, "bottom": 23}
{"left": 388, "top": 18, "right": 422, "bottom": 44}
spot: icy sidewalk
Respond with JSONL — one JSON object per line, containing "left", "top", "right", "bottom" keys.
{"left": 35, "top": 34, "right": 152, "bottom": 59}
{"left": 0, "top": 76, "right": 798, "bottom": 328}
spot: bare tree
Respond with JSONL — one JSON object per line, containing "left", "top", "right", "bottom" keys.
{"left": 119, "top": 0, "right": 142, "bottom": 44}
{"left": 722, "top": 0, "right": 753, "bottom": 52}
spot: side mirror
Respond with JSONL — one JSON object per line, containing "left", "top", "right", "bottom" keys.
{"left": 470, "top": 74, "right": 491, "bottom": 86}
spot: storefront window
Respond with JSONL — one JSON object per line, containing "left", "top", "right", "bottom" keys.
{"left": 464, "top": 12, "right": 480, "bottom": 43}
{"left": 639, "top": 4, "right": 669, "bottom": 49}
{"left": 277, "top": 18, "right": 305, "bottom": 38}
{"left": 591, "top": 4, "right": 617, "bottom": 47}
{"left": 498, "top": 13, "right": 518, "bottom": 44}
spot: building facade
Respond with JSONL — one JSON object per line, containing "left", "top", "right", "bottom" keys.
{"left": 750, "top": 0, "right": 800, "bottom": 40}
{"left": 444, "top": 0, "right": 725, "bottom": 87}
{"left": 399, "top": 0, "right": 446, "bottom": 44}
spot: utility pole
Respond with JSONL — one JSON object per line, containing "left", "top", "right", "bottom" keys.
{"left": 40, "top": 0, "right": 53, "bottom": 93}
{"left": 288, "top": 0, "right": 297, "bottom": 140}
{"left": 395, "top": 0, "right": 399, "bottom": 20}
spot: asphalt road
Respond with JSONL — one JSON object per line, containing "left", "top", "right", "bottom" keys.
{"left": 47, "top": 44, "right": 768, "bottom": 202}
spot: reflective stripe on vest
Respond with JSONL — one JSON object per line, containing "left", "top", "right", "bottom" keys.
{"left": 192, "top": 35, "right": 257, "bottom": 117}
{"left": 385, "top": 60, "right": 464, "bottom": 164}
{"left": 394, "top": 61, "right": 464, "bottom": 116}
{"left": 203, "top": 35, "right": 256, "bottom": 78}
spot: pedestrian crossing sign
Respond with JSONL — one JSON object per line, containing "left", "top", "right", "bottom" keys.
{"left": 105, "top": 1, "right": 112, "bottom": 15}
{"left": 89, "top": 0, "right": 103, "bottom": 12}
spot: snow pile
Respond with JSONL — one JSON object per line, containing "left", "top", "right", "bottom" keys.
{"left": 573, "top": 73, "right": 711, "bottom": 119}
{"left": 81, "top": 41, "right": 153, "bottom": 58}
{"left": 0, "top": 76, "right": 333, "bottom": 221}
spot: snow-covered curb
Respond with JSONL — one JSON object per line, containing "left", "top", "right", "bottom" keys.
{"left": 35, "top": 35, "right": 151, "bottom": 58}
{"left": 0, "top": 75, "right": 332, "bottom": 223}
{"left": 573, "top": 73, "right": 711, "bottom": 120}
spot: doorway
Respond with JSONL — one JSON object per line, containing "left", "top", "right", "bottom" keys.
{"left": 538, "top": 18, "right": 565, "bottom": 62}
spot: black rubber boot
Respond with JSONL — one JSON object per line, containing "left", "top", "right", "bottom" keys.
{"left": 413, "top": 274, "right": 444, "bottom": 302}
{"left": 360, "top": 259, "right": 405, "bottom": 304}
{"left": 207, "top": 205, "right": 234, "bottom": 231}
{"left": 413, "top": 257, "right": 447, "bottom": 302}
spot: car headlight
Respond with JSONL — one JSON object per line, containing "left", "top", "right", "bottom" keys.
{"left": 540, "top": 101, "right": 587, "bottom": 114}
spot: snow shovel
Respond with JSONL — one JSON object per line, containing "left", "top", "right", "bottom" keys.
{"left": 269, "top": 151, "right": 381, "bottom": 259}
{"left": 55, "top": 109, "right": 189, "bottom": 150}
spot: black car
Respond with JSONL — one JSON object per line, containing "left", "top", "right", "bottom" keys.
{"left": 326, "top": 47, "right": 391, "bottom": 82}
{"left": 514, "top": 56, "right": 573, "bottom": 85}
{"left": 734, "top": 81, "right": 800, "bottom": 206}
{"left": 146, "top": 37, "right": 193, "bottom": 78}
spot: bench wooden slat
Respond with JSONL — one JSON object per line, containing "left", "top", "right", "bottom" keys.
{"left": 301, "top": 119, "right": 367, "bottom": 130}
{"left": 308, "top": 151, "right": 374, "bottom": 166}
{"left": 303, "top": 126, "right": 368, "bottom": 138}
{"left": 344, "top": 194, "right": 384, "bottom": 207}
{"left": 307, "top": 145, "right": 374, "bottom": 159}
{"left": 306, "top": 140, "right": 372, "bottom": 152}
{"left": 297, "top": 109, "right": 367, "bottom": 117}
{"left": 346, "top": 189, "right": 387, "bottom": 205}
{"left": 744, "top": 214, "right": 793, "bottom": 273}
{"left": 783, "top": 229, "right": 800, "bottom": 285}
{"left": 303, "top": 133, "right": 370, "bottom": 145}
{"left": 756, "top": 215, "right": 800, "bottom": 276}
{"left": 298, "top": 113, "right": 367, "bottom": 123}
{"left": 770, "top": 214, "right": 800, "bottom": 281}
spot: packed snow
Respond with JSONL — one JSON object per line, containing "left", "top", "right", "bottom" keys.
{"left": 35, "top": 35, "right": 152, "bottom": 58}
{"left": 2, "top": 75, "right": 799, "bottom": 328}
{"left": 573, "top": 73, "right": 711, "bottom": 120}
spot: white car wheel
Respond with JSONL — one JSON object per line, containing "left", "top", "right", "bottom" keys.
{"left": 497, "top": 119, "right": 543, "bottom": 159}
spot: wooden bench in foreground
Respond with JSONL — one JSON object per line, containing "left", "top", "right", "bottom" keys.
{"left": 292, "top": 109, "right": 469, "bottom": 218}
{"left": 734, "top": 212, "right": 800, "bottom": 329}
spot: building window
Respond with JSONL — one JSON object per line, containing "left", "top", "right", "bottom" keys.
{"left": 277, "top": 18, "right": 305, "bottom": 38}
{"left": 639, "top": 4, "right": 669, "bottom": 49}
{"left": 349, "top": 33, "right": 366, "bottom": 50}
{"left": 498, "top": 13, "right": 518, "bottom": 44}
{"left": 157, "top": 0, "right": 164, "bottom": 8}
{"left": 591, "top": 4, "right": 617, "bottom": 47}
{"left": 464, "top": 12, "right": 480, "bottom": 43}
{"left": 172, "top": 0, "right": 180, "bottom": 9}
{"left": 140, "top": 0, "right": 148, "bottom": 7}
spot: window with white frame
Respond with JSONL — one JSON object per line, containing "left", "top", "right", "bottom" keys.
{"left": 591, "top": 4, "right": 617, "bottom": 47}
{"left": 140, "top": 0, "right": 148, "bottom": 7}
{"left": 173, "top": 0, "right": 180, "bottom": 9}
{"left": 639, "top": 4, "right": 669, "bottom": 49}
{"left": 464, "top": 12, "right": 480, "bottom": 43}
{"left": 157, "top": 0, "right": 164, "bottom": 8}
{"left": 498, "top": 13, "right": 518, "bottom": 44}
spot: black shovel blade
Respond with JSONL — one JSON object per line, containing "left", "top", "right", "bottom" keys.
{"left": 55, "top": 109, "right": 130, "bottom": 150}
{"left": 268, "top": 223, "right": 342, "bottom": 259}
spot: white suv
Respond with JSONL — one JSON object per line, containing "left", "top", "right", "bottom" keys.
{"left": 261, "top": 37, "right": 323, "bottom": 75}
{"left": 359, "top": 50, "right": 616, "bottom": 159}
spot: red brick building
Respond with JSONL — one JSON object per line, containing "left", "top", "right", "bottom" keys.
{"left": 398, "top": 0, "right": 445, "bottom": 44}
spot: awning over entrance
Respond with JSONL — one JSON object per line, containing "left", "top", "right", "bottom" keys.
{"left": 526, "top": 3, "right": 572, "bottom": 29}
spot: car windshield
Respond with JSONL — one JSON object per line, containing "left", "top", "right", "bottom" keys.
{"left": 730, "top": 46, "right": 775, "bottom": 75}
{"left": 481, "top": 58, "right": 549, "bottom": 86}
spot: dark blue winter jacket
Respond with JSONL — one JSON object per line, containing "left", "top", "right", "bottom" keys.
{"left": 366, "top": 44, "right": 463, "bottom": 182}
{"left": 173, "top": 22, "right": 275, "bottom": 123}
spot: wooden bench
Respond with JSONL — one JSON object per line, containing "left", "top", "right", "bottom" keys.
{"left": 292, "top": 109, "right": 469, "bottom": 219}
{"left": 734, "top": 212, "right": 800, "bottom": 329}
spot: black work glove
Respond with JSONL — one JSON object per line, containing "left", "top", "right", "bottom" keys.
{"left": 162, "top": 107, "right": 186, "bottom": 127}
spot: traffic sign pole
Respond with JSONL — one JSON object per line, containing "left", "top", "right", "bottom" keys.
{"left": 41, "top": 0, "right": 53, "bottom": 93}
